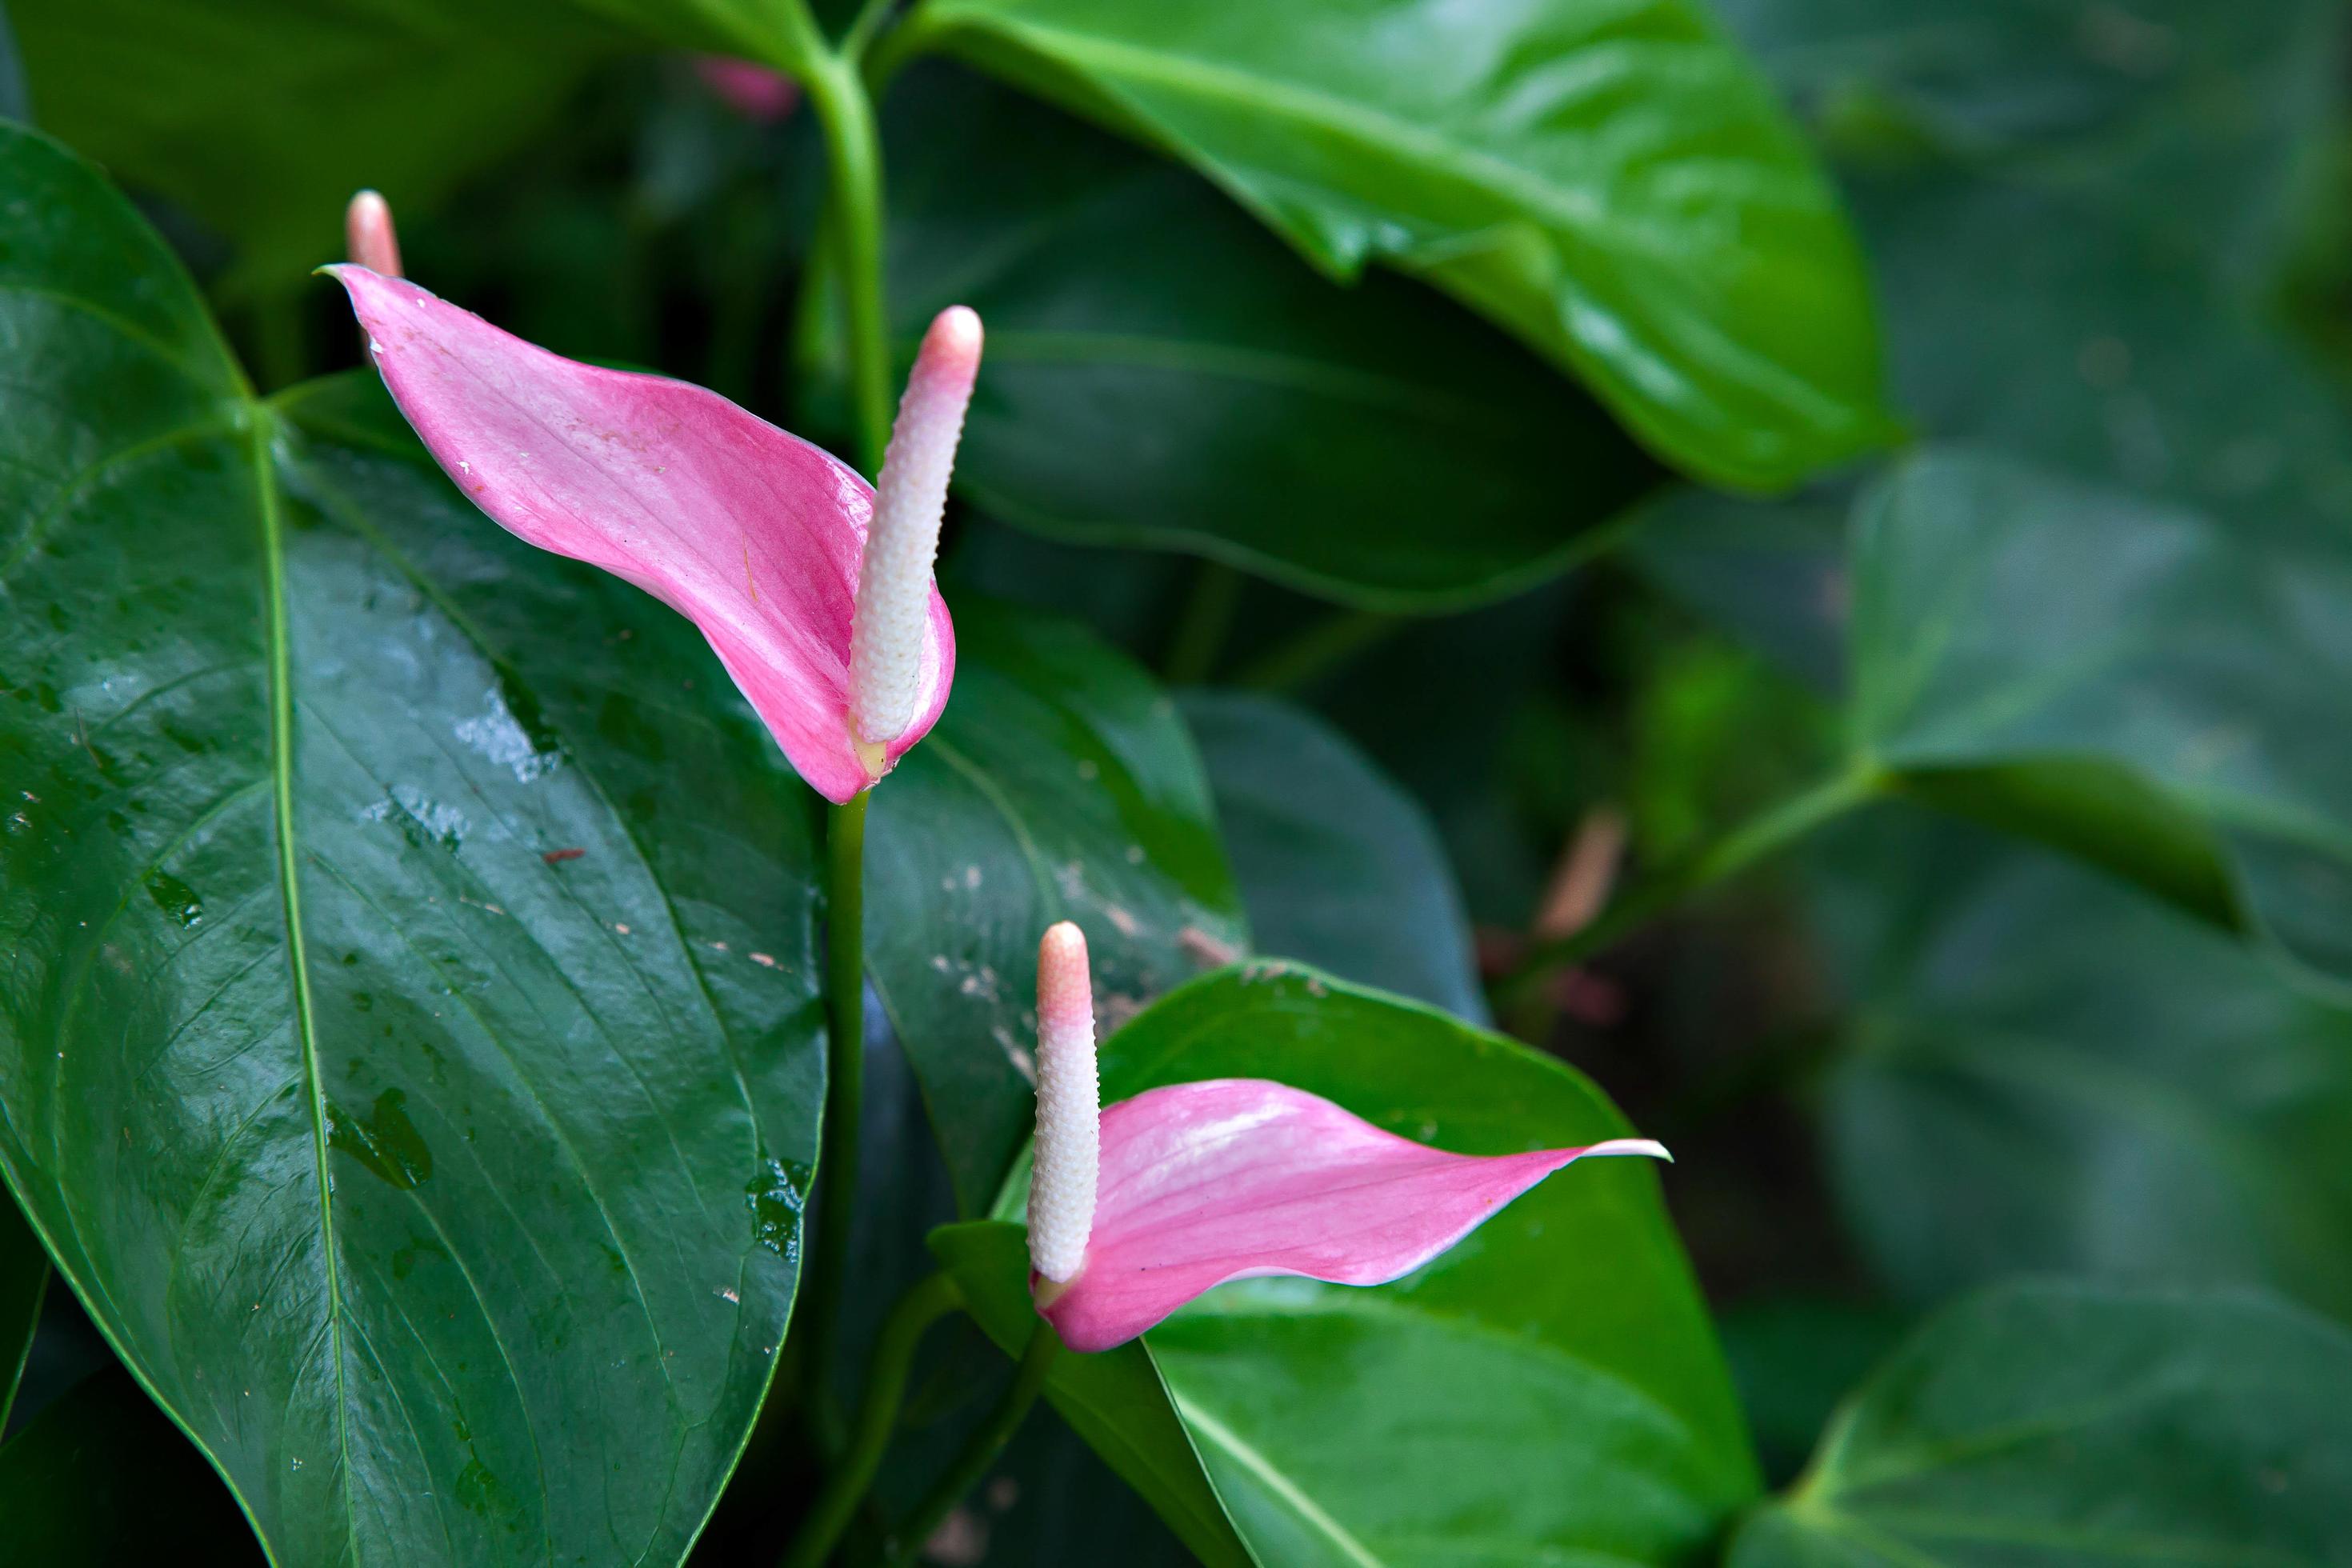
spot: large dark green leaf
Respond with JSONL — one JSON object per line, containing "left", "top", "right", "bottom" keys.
{"left": 1848, "top": 448, "right": 2352, "bottom": 985}
{"left": 0, "top": 126, "right": 824, "bottom": 1563}
{"left": 938, "top": 964, "right": 1757, "bottom": 1568}
{"left": 0, "top": 1370, "right": 263, "bottom": 1564}
{"left": 1730, "top": 1282, "right": 2352, "bottom": 1568}
{"left": 903, "top": 0, "right": 1892, "bottom": 490}
{"left": 0, "top": 1192, "right": 42, "bottom": 1430}
{"left": 932, "top": 1222, "right": 1253, "bottom": 1568}
{"left": 1180, "top": 692, "right": 1486, "bottom": 1022}
{"left": 864, "top": 600, "right": 1246, "bottom": 1217}
{"left": 877, "top": 66, "right": 1658, "bottom": 608}
{"left": 1810, "top": 814, "right": 2352, "bottom": 1318}
{"left": 1722, "top": 0, "right": 2352, "bottom": 534}
{"left": 12, "top": 0, "right": 638, "bottom": 293}
{"left": 1642, "top": 3, "right": 2352, "bottom": 694}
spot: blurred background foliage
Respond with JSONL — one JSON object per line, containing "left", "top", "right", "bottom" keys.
{"left": 7, "top": 0, "right": 2352, "bottom": 1563}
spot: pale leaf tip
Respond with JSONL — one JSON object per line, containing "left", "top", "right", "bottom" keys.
{"left": 1583, "top": 1137, "right": 1671, "bottom": 1164}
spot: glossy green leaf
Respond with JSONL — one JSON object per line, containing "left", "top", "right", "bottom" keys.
{"left": 1637, "top": 4, "right": 2352, "bottom": 682}
{"left": 12, "top": 0, "right": 636, "bottom": 294}
{"left": 865, "top": 600, "right": 1246, "bottom": 1216}
{"left": 1811, "top": 814, "right": 2352, "bottom": 1318}
{"left": 940, "top": 963, "right": 1756, "bottom": 1568}
{"left": 1717, "top": 1295, "right": 1908, "bottom": 1487}
{"left": 932, "top": 1222, "right": 1254, "bottom": 1568}
{"left": 877, "top": 66, "right": 1659, "bottom": 608}
{"left": 0, "top": 126, "right": 824, "bottom": 1564}
{"left": 1731, "top": 1282, "right": 2352, "bottom": 1568}
{"left": 1726, "top": 0, "right": 2352, "bottom": 535}
{"left": 0, "top": 1191, "right": 43, "bottom": 1431}
{"left": 1848, "top": 447, "right": 2352, "bottom": 986}
{"left": 905, "top": 0, "right": 1891, "bottom": 491}
{"left": 0, "top": 1370, "right": 264, "bottom": 1564}
{"left": 1180, "top": 692, "right": 1486, "bottom": 1022}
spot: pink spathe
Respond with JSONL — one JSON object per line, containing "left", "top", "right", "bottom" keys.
{"left": 326, "top": 265, "right": 953, "bottom": 803}
{"left": 1037, "top": 1078, "right": 1667, "bottom": 1352}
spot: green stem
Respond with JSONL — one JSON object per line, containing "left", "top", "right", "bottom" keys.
{"left": 781, "top": 1273, "right": 961, "bottom": 1568}
{"left": 802, "top": 54, "right": 893, "bottom": 473}
{"left": 888, "top": 1322, "right": 1060, "bottom": 1564}
{"left": 1492, "top": 765, "right": 1882, "bottom": 1009}
{"left": 1163, "top": 560, "right": 1242, "bottom": 685}
{"left": 806, "top": 790, "right": 873, "bottom": 1450}
{"left": 1235, "top": 608, "right": 1401, "bottom": 694}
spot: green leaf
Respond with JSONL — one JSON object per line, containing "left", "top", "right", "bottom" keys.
{"left": 1180, "top": 692, "right": 1486, "bottom": 1022}
{"left": 1726, "top": 0, "right": 2352, "bottom": 537}
{"left": 0, "top": 125, "right": 824, "bottom": 1564}
{"left": 932, "top": 1222, "right": 1254, "bottom": 1568}
{"left": 1846, "top": 447, "right": 2352, "bottom": 986}
{"left": 1717, "top": 1295, "right": 1909, "bottom": 1487}
{"left": 0, "top": 1371, "right": 264, "bottom": 1563}
{"left": 12, "top": 0, "right": 636, "bottom": 294}
{"left": 938, "top": 963, "right": 1757, "bottom": 1568}
{"left": 1731, "top": 1282, "right": 2352, "bottom": 1568}
{"left": 1807, "top": 814, "right": 2352, "bottom": 1319}
{"left": 0, "top": 1191, "right": 45, "bottom": 1431}
{"left": 865, "top": 600, "right": 1246, "bottom": 1216}
{"left": 905, "top": 0, "right": 1892, "bottom": 490}
{"left": 877, "top": 66, "right": 1660, "bottom": 609}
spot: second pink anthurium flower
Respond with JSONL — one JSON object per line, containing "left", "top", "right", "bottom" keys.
{"left": 326, "top": 194, "right": 978, "bottom": 803}
{"left": 1025, "top": 924, "right": 1670, "bottom": 1352}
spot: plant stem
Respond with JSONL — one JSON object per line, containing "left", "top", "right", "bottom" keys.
{"left": 887, "top": 1322, "right": 1060, "bottom": 1564}
{"left": 1163, "top": 560, "right": 1242, "bottom": 685}
{"left": 1491, "top": 765, "right": 1882, "bottom": 1009}
{"left": 780, "top": 1272, "right": 961, "bottom": 1568}
{"left": 1235, "top": 607, "right": 1402, "bottom": 694}
{"left": 801, "top": 54, "right": 893, "bottom": 473}
{"left": 806, "top": 790, "right": 873, "bottom": 1450}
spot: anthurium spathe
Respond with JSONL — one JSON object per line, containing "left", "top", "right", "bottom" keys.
{"left": 326, "top": 219, "right": 978, "bottom": 803}
{"left": 1025, "top": 924, "right": 1670, "bottom": 1352}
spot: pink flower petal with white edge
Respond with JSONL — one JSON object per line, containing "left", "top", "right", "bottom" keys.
{"left": 1036, "top": 1078, "right": 1668, "bottom": 1353}
{"left": 326, "top": 264, "right": 953, "bottom": 803}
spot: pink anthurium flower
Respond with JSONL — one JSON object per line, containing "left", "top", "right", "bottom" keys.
{"left": 327, "top": 194, "right": 978, "bottom": 803}
{"left": 1025, "top": 925, "right": 1670, "bottom": 1353}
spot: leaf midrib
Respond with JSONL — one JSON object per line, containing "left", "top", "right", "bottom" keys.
{"left": 250, "top": 407, "right": 362, "bottom": 1554}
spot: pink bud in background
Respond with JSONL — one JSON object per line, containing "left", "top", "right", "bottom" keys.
{"left": 850, "top": 307, "right": 981, "bottom": 770}
{"left": 345, "top": 189, "right": 402, "bottom": 278}
{"left": 1022, "top": 933, "right": 1670, "bottom": 1352}
{"left": 694, "top": 57, "right": 800, "bottom": 124}
{"left": 327, "top": 266, "right": 966, "bottom": 802}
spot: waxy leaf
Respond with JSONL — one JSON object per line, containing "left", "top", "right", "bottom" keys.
{"left": 1182, "top": 692, "right": 1486, "bottom": 1022}
{"left": 1811, "top": 815, "right": 2352, "bottom": 1318}
{"left": 0, "top": 126, "right": 823, "bottom": 1564}
{"left": 906, "top": 0, "right": 1892, "bottom": 489}
{"left": 1731, "top": 1282, "right": 2352, "bottom": 1568}
{"left": 866, "top": 602, "right": 1246, "bottom": 1215}
{"left": 12, "top": 0, "right": 629, "bottom": 292}
{"left": 1850, "top": 449, "right": 2352, "bottom": 986}
{"left": 874, "top": 67, "right": 1659, "bottom": 608}
{"left": 938, "top": 964, "right": 1754, "bottom": 1568}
